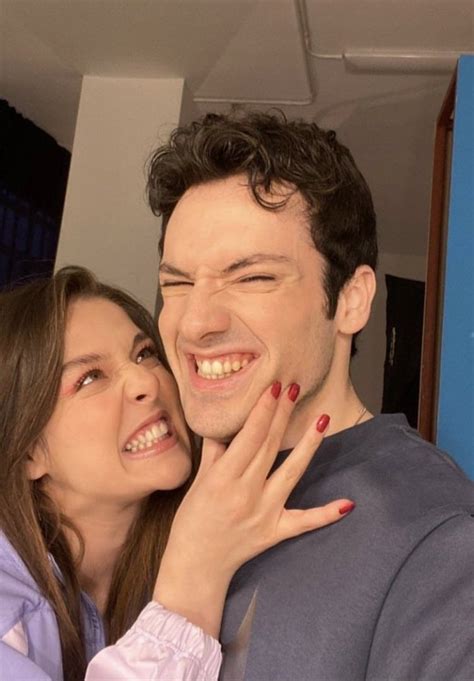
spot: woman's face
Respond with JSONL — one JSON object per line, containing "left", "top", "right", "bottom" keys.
{"left": 29, "top": 296, "right": 192, "bottom": 511}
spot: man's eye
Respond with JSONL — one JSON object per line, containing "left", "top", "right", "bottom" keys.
{"left": 75, "top": 369, "right": 103, "bottom": 390}
{"left": 160, "top": 281, "right": 193, "bottom": 288}
{"left": 239, "top": 275, "right": 275, "bottom": 283}
{"left": 137, "top": 344, "right": 160, "bottom": 364}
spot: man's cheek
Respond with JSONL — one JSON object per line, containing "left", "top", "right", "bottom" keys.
{"left": 158, "top": 312, "right": 174, "bottom": 347}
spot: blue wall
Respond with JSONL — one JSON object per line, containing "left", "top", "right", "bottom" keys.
{"left": 436, "top": 55, "right": 474, "bottom": 477}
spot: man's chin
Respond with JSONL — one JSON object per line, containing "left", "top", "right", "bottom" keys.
{"left": 184, "top": 407, "right": 247, "bottom": 442}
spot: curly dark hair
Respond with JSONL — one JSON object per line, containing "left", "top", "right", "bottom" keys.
{"left": 147, "top": 110, "right": 377, "bottom": 320}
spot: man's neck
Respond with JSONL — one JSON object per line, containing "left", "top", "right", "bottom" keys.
{"left": 281, "top": 378, "right": 371, "bottom": 450}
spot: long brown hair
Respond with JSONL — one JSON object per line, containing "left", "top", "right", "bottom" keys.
{"left": 0, "top": 267, "right": 196, "bottom": 680}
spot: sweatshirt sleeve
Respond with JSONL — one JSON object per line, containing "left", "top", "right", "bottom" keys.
{"left": 85, "top": 601, "right": 222, "bottom": 681}
{"left": 366, "top": 513, "right": 474, "bottom": 681}
{"left": 0, "top": 640, "right": 53, "bottom": 680}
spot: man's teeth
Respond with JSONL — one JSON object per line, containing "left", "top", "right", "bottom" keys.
{"left": 196, "top": 357, "right": 250, "bottom": 380}
{"left": 124, "top": 421, "right": 170, "bottom": 452}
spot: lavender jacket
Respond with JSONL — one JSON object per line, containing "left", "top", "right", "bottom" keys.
{"left": 0, "top": 532, "right": 221, "bottom": 680}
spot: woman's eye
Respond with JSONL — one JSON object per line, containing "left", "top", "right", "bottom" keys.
{"left": 137, "top": 344, "right": 160, "bottom": 364}
{"left": 76, "top": 369, "right": 103, "bottom": 390}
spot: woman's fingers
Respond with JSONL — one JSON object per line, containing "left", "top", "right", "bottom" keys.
{"left": 194, "top": 438, "right": 227, "bottom": 482}
{"left": 243, "top": 382, "right": 301, "bottom": 484}
{"left": 264, "top": 413, "right": 330, "bottom": 504}
{"left": 276, "top": 499, "right": 356, "bottom": 542}
{"left": 218, "top": 381, "right": 282, "bottom": 478}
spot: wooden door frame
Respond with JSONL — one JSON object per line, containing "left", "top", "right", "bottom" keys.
{"left": 418, "top": 71, "right": 456, "bottom": 442}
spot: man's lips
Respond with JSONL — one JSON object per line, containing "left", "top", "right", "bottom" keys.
{"left": 185, "top": 352, "right": 258, "bottom": 390}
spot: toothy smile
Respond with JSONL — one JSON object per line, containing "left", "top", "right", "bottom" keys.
{"left": 194, "top": 353, "right": 255, "bottom": 380}
{"left": 123, "top": 419, "right": 170, "bottom": 452}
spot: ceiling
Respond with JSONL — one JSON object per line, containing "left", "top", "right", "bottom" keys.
{"left": 1, "top": 0, "right": 473, "bottom": 256}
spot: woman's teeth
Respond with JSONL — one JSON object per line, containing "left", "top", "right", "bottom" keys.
{"left": 124, "top": 421, "right": 169, "bottom": 452}
{"left": 196, "top": 357, "right": 250, "bottom": 380}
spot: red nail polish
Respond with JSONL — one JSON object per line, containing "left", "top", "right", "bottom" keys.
{"left": 271, "top": 381, "right": 282, "bottom": 399}
{"left": 287, "top": 383, "right": 300, "bottom": 402}
{"left": 339, "top": 502, "right": 356, "bottom": 516}
{"left": 316, "top": 414, "right": 330, "bottom": 433}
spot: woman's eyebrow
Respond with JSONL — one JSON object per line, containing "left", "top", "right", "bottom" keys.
{"left": 62, "top": 333, "right": 149, "bottom": 374}
{"left": 131, "top": 331, "right": 149, "bottom": 352}
{"left": 62, "top": 353, "right": 105, "bottom": 374}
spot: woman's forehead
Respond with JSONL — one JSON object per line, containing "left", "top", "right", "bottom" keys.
{"left": 64, "top": 298, "right": 140, "bottom": 355}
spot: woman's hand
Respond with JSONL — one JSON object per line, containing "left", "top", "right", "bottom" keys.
{"left": 153, "top": 382, "right": 354, "bottom": 637}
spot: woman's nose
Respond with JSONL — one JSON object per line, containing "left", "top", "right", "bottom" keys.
{"left": 124, "top": 363, "right": 161, "bottom": 403}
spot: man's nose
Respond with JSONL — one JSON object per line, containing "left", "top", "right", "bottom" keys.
{"left": 124, "top": 363, "right": 161, "bottom": 403}
{"left": 178, "top": 286, "right": 231, "bottom": 344}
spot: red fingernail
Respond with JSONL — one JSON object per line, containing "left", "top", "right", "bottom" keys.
{"left": 339, "top": 502, "right": 356, "bottom": 516}
{"left": 287, "top": 383, "right": 300, "bottom": 402}
{"left": 316, "top": 414, "right": 330, "bottom": 433}
{"left": 271, "top": 381, "right": 282, "bottom": 399}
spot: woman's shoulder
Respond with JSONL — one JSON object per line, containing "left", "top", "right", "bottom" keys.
{"left": 0, "top": 530, "right": 63, "bottom": 678}
{"left": 0, "top": 531, "right": 54, "bottom": 633}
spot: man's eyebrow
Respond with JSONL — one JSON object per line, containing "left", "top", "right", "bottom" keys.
{"left": 159, "top": 254, "right": 291, "bottom": 278}
{"left": 223, "top": 254, "right": 291, "bottom": 274}
{"left": 159, "top": 262, "right": 192, "bottom": 278}
{"left": 61, "top": 332, "right": 149, "bottom": 374}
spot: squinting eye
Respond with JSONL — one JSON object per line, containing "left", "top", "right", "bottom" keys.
{"left": 137, "top": 344, "right": 160, "bottom": 364}
{"left": 160, "top": 281, "right": 193, "bottom": 288}
{"left": 240, "top": 275, "right": 275, "bottom": 283}
{"left": 76, "top": 369, "right": 103, "bottom": 390}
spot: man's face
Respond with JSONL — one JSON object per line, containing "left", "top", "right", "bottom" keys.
{"left": 158, "top": 175, "right": 337, "bottom": 443}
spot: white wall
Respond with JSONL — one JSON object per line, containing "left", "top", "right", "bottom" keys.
{"left": 351, "top": 252, "right": 427, "bottom": 413}
{"left": 56, "top": 76, "right": 187, "bottom": 312}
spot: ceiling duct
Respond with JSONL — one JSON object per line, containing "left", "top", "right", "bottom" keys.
{"left": 342, "top": 50, "right": 462, "bottom": 73}
{"left": 296, "top": 0, "right": 472, "bottom": 73}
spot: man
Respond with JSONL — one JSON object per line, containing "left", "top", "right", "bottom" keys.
{"left": 148, "top": 111, "right": 474, "bottom": 680}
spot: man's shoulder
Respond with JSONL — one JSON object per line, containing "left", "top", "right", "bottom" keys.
{"left": 367, "top": 413, "right": 467, "bottom": 466}
{"left": 310, "top": 414, "right": 474, "bottom": 515}
{"left": 345, "top": 413, "right": 467, "bottom": 471}
{"left": 375, "top": 419, "right": 471, "bottom": 505}
{"left": 285, "top": 415, "right": 474, "bottom": 570}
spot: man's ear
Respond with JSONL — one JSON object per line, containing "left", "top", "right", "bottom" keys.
{"left": 26, "top": 445, "right": 48, "bottom": 481}
{"left": 336, "top": 265, "right": 376, "bottom": 335}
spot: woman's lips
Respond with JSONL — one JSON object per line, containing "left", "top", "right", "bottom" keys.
{"left": 123, "top": 411, "right": 169, "bottom": 448}
{"left": 122, "top": 429, "right": 179, "bottom": 459}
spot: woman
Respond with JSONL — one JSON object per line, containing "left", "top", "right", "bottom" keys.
{"left": 0, "top": 266, "right": 353, "bottom": 680}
